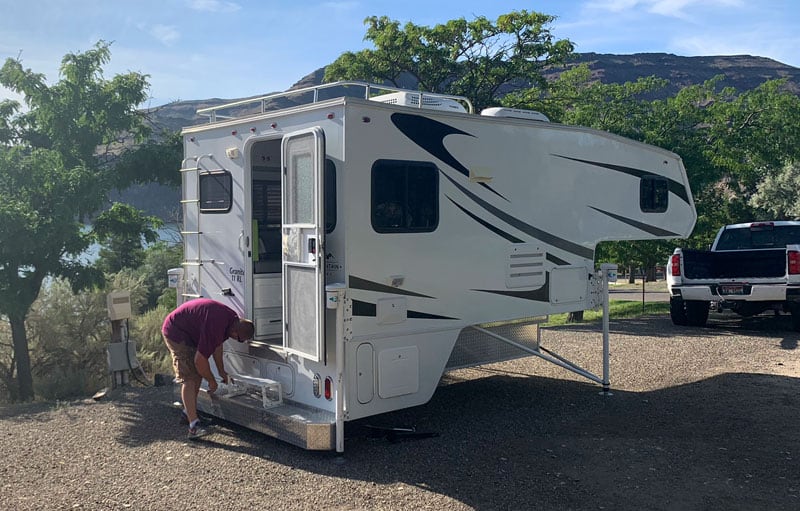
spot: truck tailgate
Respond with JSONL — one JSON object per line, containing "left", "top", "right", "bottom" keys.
{"left": 682, "top": 248, "right": 786, "bottom": 279}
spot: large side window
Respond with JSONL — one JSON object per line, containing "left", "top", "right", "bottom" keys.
{"left": 371, "top": 160, "right": 438, "bottom": 233}
{"left": 640, "top": 175, "right": 668, "bottom": 213}
{"left": 200, "top": 170, "right": 232, "bottom": 213}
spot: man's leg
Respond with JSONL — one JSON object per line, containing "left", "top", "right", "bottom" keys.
{"left": 181, "top": 377, "right": 201, "bottom": 423}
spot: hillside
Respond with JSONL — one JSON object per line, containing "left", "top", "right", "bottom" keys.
{"left": 131, "top": 52, "right": 800, "bottom": 218}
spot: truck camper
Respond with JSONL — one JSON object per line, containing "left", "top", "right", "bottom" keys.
{"left": 174, "top": 82, "right": 696, "bottom": 451}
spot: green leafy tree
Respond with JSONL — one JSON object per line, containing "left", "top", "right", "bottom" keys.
{"left": 324, "top": 10, "right": 575, "bottom": 111}
{"left": 93, "top": 203, "right": 162, "bottom": 274}
{"left": 0, "top": 41, "right": 150, "bottom": 401}
{"left": 749, "top": 160, "right": 800, "bottom": 219}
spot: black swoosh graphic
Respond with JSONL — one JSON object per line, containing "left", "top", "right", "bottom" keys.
{"left": 473, "top": 272, "right": 551, "bottom": 303}
{"left": 390, "top": 112, "right": 509, "bottom": 201}
{"left": 440, "top": 171, "right": 595, "bottom": 260}
{"left": 589, "top": 206, "right": 679, "bottom": 237}
{"left": 391, "top": 113, "right": 473, "bottom": 177}
{"left": 446, "top": 196, "right": 523, "bottom": 243}
{"left": 552, "top": 154, "right": 690, "bottom": 204}
{"left": 349, "top": 275, "right": 434, "bottom": 298}
{"left": 351, "top": 299, "right": 457, "bottom": 320}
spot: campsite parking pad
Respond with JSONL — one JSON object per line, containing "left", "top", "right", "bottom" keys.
{"left": 1, "top": 315, "right": 799, "bottom": 510}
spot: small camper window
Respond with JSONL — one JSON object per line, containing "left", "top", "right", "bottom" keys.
{"left": 640, "top": 175, "right": 668, "bottom": 213}
{"left": 199, "top": 170, "right": 232, "bottom": 213}
{"left": 371, "top": 160, "right": 438, "bottom": 233}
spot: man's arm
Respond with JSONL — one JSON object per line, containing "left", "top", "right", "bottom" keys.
{"left": 211, "top": 344, "right": 229, "bottom": 383}
{"left": 193, "top": 351, "right": 218, "bottom": 393}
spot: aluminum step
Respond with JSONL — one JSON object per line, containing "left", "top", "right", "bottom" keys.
{"left": 196, "top": 390, "right": 336, "bottom": 450}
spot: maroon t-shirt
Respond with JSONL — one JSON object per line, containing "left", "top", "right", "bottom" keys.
{"left": 162, "top": 298, "right": 239, "bottom": 358}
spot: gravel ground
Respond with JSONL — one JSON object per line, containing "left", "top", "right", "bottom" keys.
{"left": 2, "top": 313, "right": 799, "bottom": 511}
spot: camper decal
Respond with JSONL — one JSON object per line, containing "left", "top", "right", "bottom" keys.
{"left": 551, "top": 154, "right": 691, "bottom": 205}
{"left": 474, "top": 272, "right": 551, "bottom": 302}
{"left": 440, "top": 171, "right": 595, "bottom": 260}
{"left": 229, "top": 267, "right": 244, "bottom": 283}
{"left": 390, "top": 113, "right": 508, "bottom": 201}
{"left": 351, "top": 300, "right": 458, "bottom": 320}
{"left": 446, "top": 196, "right": 523, "bottom": 244}
{"left": 588, "top": 206, "right": 679, "bottom": 237}
{"left": 349, "top": 275, "right": 435, "bottom": 299}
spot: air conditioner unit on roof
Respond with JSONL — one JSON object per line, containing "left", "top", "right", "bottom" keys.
{"left": 370, "top": 91, "right": 467, "bottom": 113}
{"left": 481, "top": 107, "right": 550, "bottom": 122}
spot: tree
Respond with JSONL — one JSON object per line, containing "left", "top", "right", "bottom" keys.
{"left": 93, "top": 203, "right": 162, "bottom": 274}
{"left": 0, "top": 41, "right": 150, "bottom": 401}
{"left": 749, "top": 160, "right": 800, "bottom": 219}
{"left": 323, "top": 10, "right": 575, "bottom": 111}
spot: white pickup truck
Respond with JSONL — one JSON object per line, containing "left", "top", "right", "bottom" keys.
{"left": 667, "top": 221, "right": 800, "bottom": 329}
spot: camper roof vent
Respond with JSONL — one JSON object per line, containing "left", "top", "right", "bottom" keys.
{"left": 370, "top": 91, "right": 467, "bottom": 113}
{"left": 481, "top": 107, "right": 550, "bottom": 122}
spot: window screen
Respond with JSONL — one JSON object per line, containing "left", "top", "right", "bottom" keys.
{"left": 640, "top": 175, "right": 668, "bottom": 213}
{"left": 200, "top": 170, "right": 232, "bottom": 213}
{"left": 371, "top": 160, "right": 438, "bottom": 233}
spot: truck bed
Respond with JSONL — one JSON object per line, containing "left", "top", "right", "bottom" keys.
{"left": 681, "top": 248, "right": 787, "bottom": 280}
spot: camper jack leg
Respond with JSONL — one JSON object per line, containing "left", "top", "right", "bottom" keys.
{"left": 469, "top": 326, "right": 605, "bottom": 385}
{"left": 470, "top": 264, "right": 617, "bottom": 392}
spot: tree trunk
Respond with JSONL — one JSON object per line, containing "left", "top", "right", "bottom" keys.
{"left": 567, "top": 310, "right": 584, "bottom": 323}
{"left": 628, "top": 265, "right": 636, "bottom": 284}
{"left": 9, "top": 314, "right": 34, "bottom": 401}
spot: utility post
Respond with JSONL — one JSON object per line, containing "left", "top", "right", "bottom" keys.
{"left": 106, "top": 291, "right": 136, "bottom": 388}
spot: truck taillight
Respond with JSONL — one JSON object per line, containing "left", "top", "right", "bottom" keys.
{"left": 789, "top": 251, "right": 800, "bottom": 275}
{"left": 670, "top": 254, "right": 681, "bottom": 276}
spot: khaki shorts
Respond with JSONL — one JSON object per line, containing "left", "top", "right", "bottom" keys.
{"left": 163, "top": 336, "right": 201, "bottom": 384}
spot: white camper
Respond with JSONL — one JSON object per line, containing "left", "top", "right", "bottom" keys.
{"left": 176, "top": 82, "right": 696, "bottom": 451}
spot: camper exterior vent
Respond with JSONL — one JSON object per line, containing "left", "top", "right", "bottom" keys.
{"left": 370, "top": 91, "right": 467, "bottom": 113}
{"left": 481, "top": 107, "right": 550, "bottom": 122}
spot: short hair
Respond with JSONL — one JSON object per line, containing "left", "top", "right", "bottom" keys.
{"left": 237, "top": 319, "right": 255, "bottom": 341}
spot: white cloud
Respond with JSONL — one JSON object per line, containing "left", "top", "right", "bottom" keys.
{"left": 585, "top": 0, "right": 744, "bottom": 19}
{"left": 149, "top": 25, "right": 181, "bottom": 45}
{"left": 186, "top": 0, "right": 241, "bottom": 13}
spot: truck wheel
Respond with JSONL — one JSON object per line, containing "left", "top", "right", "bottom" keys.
{"left": 684, "top": 300, "right": 710, "bottom": 327}
{"left": 670, "top": 297, "right": 688, "bottom": 326}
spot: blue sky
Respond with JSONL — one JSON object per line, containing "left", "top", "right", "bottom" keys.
{"left": 1, "top": 0, "right": 798, "bottom": 107}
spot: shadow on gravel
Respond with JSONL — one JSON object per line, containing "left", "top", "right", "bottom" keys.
{"left": 106, "top": 365, "right": 800, "bottom": 510}
{"left": 91, "top": 314, "right": 800, "bottom": 510}
{"left": 549, "top": 314, "right": 800, "bottom": 348}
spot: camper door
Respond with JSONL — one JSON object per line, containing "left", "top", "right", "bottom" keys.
{"left": 281, "top": 127, "right": 325, "bottom": 362}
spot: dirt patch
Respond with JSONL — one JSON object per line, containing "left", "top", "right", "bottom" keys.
{"left": 1, "top": 315, "right": 798, "bottom": 510}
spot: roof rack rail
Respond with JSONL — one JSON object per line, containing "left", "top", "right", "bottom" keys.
{"left": 195, "top": 81, "right": 474, "bottom": 123}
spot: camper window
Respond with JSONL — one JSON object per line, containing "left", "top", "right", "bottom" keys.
{"left": 199, "top": 170, "right": 232, "bottom": 213}
{"left": 639, "top": 175, "right": 668, "bottom": 213}
{"left": 371, "top": 159, "right": 438, "bottom": 233}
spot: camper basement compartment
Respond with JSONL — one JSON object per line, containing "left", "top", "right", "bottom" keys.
{"left": 173, "top": 81, "right": 696, "bottom": 451}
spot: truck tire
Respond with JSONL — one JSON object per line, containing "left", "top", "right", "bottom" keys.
{"left": 670, "top": 297, "right": 688, "bottom": 326}
{"left": 684, "top": 300, "right": 710, "bottom": 327}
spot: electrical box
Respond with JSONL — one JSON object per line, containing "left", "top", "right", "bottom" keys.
{"left": 107, "top": 291, "right": 132, "bottom": 321}
{"left": 107, "top": 340, "right": 139, "bottom": 371}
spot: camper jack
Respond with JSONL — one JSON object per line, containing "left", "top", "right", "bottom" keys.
{"left": 173, "top": 82, "right": 696, "bottom": 451}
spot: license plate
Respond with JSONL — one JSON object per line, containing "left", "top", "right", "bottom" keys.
{"left": 719, "top": 284, "right": 745, "bottom": 295}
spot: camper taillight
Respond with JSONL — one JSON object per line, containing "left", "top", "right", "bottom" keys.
{"left": 670, "top": 254, "right": 682, "bottom": 277}
{"left": 788, "top": 251, "right": 800, "bottom": 275}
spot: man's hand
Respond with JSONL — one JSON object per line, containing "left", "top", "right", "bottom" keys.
{"left": 207, "top": 378, "right": 219, "bottom": 394}
{"left": 219, "top": 370, "right": 229, "bottom": 384}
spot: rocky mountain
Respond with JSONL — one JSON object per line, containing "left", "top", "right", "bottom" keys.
{"left": 145, "top": 52, "right": 799, "bottom": 133}
{"left": 132, "top": 52, "right": 799, "bottom": 218}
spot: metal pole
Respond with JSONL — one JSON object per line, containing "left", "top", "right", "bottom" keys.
{"left": 600, "top": 263, "right": 617, "bottom": 395}
{"left": 327, "top": 284, "right": 347, "bottom": 453}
